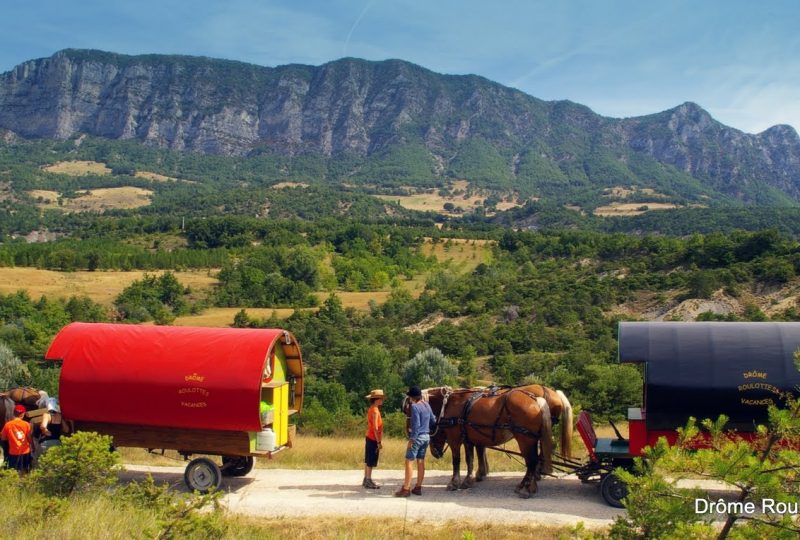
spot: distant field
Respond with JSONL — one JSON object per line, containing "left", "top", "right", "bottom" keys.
{"left": 0, "top": 268, "right": 217, "bottom": 305}
{"left": 603, "top": 185, "right": 666, "bottom": 199}
{"left": 375, "top": 181, "right": 524, "bottom": 216}
{"left": 134, "top": 171, "right": 181, "bottom": 182}
{"left": 422, "top": 238, "right": 492, "bottom": 273}
{"left": 272, "top": 181, "right": 309, "bottom": 189}
{"left": 593, "top": 202, "right": 680, "bottom": 216}
{"left": 0, "top": 238, "right": 490, "bottom": 322}
{"left": 173, "top": 307, "right": 300, "bottom": 326}
{"left": 29, "top": 186, "right": 153, "bottom": 212}
{"left": 42, "top": 160, "right": 111, "bottom": 176}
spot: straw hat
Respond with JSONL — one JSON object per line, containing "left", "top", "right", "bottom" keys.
{"left": 365, "top": 389, "right": 385, "bottom": 399}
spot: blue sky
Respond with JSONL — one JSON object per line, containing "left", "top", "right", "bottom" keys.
{"left": 2, "top": 0, "right": 798, "bottom": 134}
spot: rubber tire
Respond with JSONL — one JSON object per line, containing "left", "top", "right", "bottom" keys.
{"left": 221, "top": 456, "right": 254, "bottom": 477}
{"left": 600, "top": 472, "right": 628, "bottom": 508}
{"left": 184, "top": 457, "right": 222, "bottom": 493}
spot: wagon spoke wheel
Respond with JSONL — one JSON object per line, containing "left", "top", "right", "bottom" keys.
{"left": 184, "top": 457, "right": 222, "bottom": 493}
{"left": 600, "top": 472, "right": 628, "bottom": 508}
{"left": 221, "top": 456, "right": 255, "bottom": 477}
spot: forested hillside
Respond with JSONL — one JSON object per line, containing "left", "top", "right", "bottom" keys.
{"left": 3, "top": 217, "right": 799, "bottom": 429}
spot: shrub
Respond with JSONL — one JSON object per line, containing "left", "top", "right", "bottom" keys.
{"left": 0, "top": 341, "right": 29, "bottom": 389}
{"left": 401, "top": 348, "right": 458, "bottom": 388}
{"left": 32, "top": 431, "right": 121, "bottom": 497}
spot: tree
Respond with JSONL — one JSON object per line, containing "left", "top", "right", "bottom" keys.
{"left": 401, "top": 348, "right": 458, "bottom": 389}
{"left": 0, "top": 341, "right": 29, "bottom": 390}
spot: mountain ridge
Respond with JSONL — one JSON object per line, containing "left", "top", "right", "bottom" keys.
{"left": 1, "top": 49, "right": 798, "bottom": 204}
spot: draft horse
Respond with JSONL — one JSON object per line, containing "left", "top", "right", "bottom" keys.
{"left": 419, "top": 386, "right": 555, "bottom": 498}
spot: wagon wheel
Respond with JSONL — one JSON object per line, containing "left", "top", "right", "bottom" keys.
{"left": 221, "top": 456, "right": 254, "bottom": 477}
{"left": 600, "top": 472, "right": 628, "bottom": 508}
{"left": 184, "top": 457, "right": 222, "bottom": 493}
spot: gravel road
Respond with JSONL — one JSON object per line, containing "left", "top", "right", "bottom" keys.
{"left": 121, "top": 465, "right": 623, "bottom": 528}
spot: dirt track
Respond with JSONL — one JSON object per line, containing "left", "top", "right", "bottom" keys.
{"left": 121, "top": 465, "right": 623, "bottom": 528}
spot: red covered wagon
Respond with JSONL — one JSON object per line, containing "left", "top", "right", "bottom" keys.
{"left": 44, "top": 323, "right": 304, "bottom": 492}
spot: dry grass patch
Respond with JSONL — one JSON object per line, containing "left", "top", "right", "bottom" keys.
{"left": 119, "top": 435, "right": 527, "bottom": 472}
{"left": 375, "top": 182, "right": 525, "bottom": 216}
{"left": 243, "top": 516, "right": 573, "bottom": 539}
{"left": 0, "top": 268, "right": 217, "bottom": 305}
{"left": 593, "top": 202, "right": 680, "bottom": 216}
{"left": 603, "top": 186, "right": 667, "bottom": 199}
{"left": 43, "top": 160, "right": 111, "bottom": 176}
{"left": 173, "top": 307, "right": 300, "bottom": 326}
{"left": 422, "top": 238, "right": 492, "bottom": 273}
{"left": 29, "top": 186, "right": 153, "bottom": 212}
{"left": 272, "top": 181, "right": 309, "bottom": 189}
{"left": 314, "top": 291, "right": 390, "bottom": 309}
{"left": 135, "top": 170, "right": 178, "bottom": 182}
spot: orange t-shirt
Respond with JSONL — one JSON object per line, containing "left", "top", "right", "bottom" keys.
{"left": 365, "top": 405, "right": 383, "bottom": 441}
{"left": 1, "top": 418, "right": 32, "bottom": 455}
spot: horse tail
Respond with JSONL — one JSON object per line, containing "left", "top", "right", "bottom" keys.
{"left": 556, "top": 390, "right": 574, "bottom": 459}
{"left": 536, "top": 397, "right": 553, "bottom": 475}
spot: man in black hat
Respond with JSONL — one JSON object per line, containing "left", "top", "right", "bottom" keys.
{"left": 395, "top": 385, "right": 434, "bottom": 497}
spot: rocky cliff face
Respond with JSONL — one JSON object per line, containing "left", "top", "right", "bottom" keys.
{"left": 1, "top": 49, "right": 799, "bottom": 202}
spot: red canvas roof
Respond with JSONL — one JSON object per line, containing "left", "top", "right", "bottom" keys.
{"left": 45, "top": 323, "right": 302, "bottom": 432}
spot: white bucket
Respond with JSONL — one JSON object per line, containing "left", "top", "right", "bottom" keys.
{"left": 256, "top": 428, "right": 276, "bottom": 452}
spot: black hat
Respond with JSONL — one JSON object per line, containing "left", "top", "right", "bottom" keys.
{"left": 406, "top": 385, "right": 422, "bottom": 398}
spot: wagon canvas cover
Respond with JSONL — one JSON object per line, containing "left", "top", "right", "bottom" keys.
{"left": 45, "top": 323, "right": 301, "bottom": 432}
{"left": 619, "top": 322, "right": 800, "bottom": 431}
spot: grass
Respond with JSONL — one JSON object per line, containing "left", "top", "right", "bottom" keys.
{"left": 593, "top": 202, "right": 680, "bottom": 216}
{"left": 0, "top": 268, "right": 217, "bottom": 305}
{"left": 116, "top": 425, "right": 625, "bottom": 472}
{"left": 29, "top": 186, "right": 153, "bottom": 212}
{"left": 375, "top": 181, "right": 525, "bottom": 216}
{"left": 42, "top": 160, "right": 111, "bottom": 176}
{"left": 134, "top": 170, "right": 178, "bottom": 182}
{"left": 0, "top": 236, "right": 489, "bottom": 323}
{"left": 422, "top": 239, "right": 493, "bottom": 275}
{"left": 239, "top": 516, "right": 576, "bottom": 539}
{"left": 117, "top": 435, "right": 528, "bottom": 472}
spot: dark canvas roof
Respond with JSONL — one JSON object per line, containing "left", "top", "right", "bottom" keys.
{"left": 618, "top": 322, "right": 800, "bottom": 431}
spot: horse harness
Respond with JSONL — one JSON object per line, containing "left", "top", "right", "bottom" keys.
{"left": 436, "top": 387, "right": 546, "bottom": 442}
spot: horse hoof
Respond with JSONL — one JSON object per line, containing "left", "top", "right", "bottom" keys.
{"left": 518, "top": 491, "right": 531, "bottom": 499}
{"left": 514, "top": 485, "right": 522, "bottom": 494}
{"left": 447, "top": 483, "right": 459, "bottom": 492}
{"left": 459, "top": 479, "right": 474, "bottom": 489}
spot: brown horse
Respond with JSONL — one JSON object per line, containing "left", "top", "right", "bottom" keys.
{"left": 421, "top": 386, "right": 554, "bottom": 498}
{"left": 431, "top": 384, "right": 574, "bottom": 475}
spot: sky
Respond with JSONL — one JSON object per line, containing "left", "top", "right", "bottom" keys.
{"left": 2, "top": 0, "right": 798, "bottom": 134}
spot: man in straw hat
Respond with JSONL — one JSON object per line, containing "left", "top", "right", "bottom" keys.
{"left": 363, "top": 389, "right": 384, "bottom": 489}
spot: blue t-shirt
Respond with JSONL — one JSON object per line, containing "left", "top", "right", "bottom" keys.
{"left": 409, "top": 400, "right": 434, "bottom": 440}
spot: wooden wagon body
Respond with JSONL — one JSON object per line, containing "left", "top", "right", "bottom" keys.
{"left": 44, "top": 323, "right": 303, "bottom": 491}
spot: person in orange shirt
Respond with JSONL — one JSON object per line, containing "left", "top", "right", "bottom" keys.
{"left": 363, "top": 389, "right": 384, "bottom": 489}
{"left": 1, "top": 404, "right": 33, "bottom": 472}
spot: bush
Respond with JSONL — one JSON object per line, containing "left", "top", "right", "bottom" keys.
{"left": 401, "top": 348, "right": 458, "bottom": 389}
{"left": 32, "top": 431, "right": 121, "bottom": 497}
{"left": 117, "top": 475, "right": 227, "bottom": 540}
{"left": 0, "top": 341, "right": 30, "bottom": 389}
